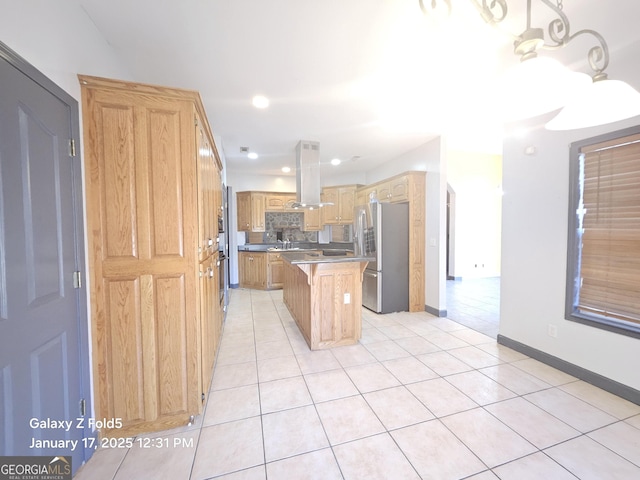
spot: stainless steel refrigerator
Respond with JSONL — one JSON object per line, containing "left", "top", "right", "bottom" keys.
{"left": 354, "top": 202, "right": 409, "bottom": 313}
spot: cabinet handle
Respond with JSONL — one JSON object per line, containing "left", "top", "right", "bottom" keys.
{"left": 208, "top": 267, "right": 214, "bottom": 278}
{"left": 207, "top": 238, "right": 213, "bottom": 246}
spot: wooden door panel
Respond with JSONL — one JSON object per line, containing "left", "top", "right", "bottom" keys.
{"left": 154, "top": 274, "right": 189, "bottom": 416}
{"left": 148, "top": 109, "right": 185, "bottom": 258}
{"left": 104, "top": 278, "right": 145, "bottom": 423}
{"left": 99, "top": 104, "right": 138, "bottom": 259}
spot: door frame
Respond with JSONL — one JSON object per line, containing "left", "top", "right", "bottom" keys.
{"left": 0, "top": 40, "right": 94, "bottom": 463}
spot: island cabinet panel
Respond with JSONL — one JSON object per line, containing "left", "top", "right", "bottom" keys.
{"left": 283, "top": 259, "right": 365, "bottom": 350}
{"left": 80, "top": 75, "right": 222, "bottom": 438}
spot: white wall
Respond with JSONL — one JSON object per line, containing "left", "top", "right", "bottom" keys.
{"left": 0, "top": 0, "right": 132, "bottom": 101}
{"left": 447, "top": 150, "right": 502, "bottom": 278}
{"left": 227, "top": 171, "right": 296, "bottom": 192}
{"left": 501, "top": 44, "right": 640, "bottom": 391}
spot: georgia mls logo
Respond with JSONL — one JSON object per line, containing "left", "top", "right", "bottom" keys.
{"left": 0, "top": 456, "right": 72, "bottom": 480}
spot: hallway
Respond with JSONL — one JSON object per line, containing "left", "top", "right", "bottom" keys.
{"left": 446, "top": 277, "right": 501, "bottom": 338}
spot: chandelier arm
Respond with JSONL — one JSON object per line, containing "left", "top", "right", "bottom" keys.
{"left": 469, "top": 0, "right": 508, "bottom": 25}
{"left": 541, "top": 28, "right": 610, "bottom": 76}
{"left": 536, "top": 0, "right": 571, "bottom": 44}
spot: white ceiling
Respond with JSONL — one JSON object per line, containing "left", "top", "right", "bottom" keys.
{"left": 79, "top": 0, "right": 640, "bottom": 177}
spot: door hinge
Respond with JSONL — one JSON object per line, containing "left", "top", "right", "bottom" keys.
{"left": 69, "top": 139, "right": 76, "bottom": 157}
{"left": 194, "top": 115, "right": 199, "bottom": 127}
{"left": 201, "top": 392, "right": 205, "bottom": 403}
{"left": 73, "top": 271, "right": 82, "bottom": 289}
{"left": 79, "top": 398, "right": 86, "bottom": 417}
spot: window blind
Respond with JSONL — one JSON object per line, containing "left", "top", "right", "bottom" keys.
{"left": 577, "top": 133, "right": 640, "bottom": 325}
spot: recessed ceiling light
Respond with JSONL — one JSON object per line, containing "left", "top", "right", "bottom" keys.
{"left": 282, "top": 166, "right": 291, "bottom": 173}
{"left": 248, "top": 152, "right": 258, "bottom": 160}
{"left": 252, "top": 95, "right": 269, "bottom": 109}
{"left": 330, "top": 158, "right": 341, "bottom": 166}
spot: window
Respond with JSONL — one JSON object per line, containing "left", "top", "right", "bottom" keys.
{"left": 566, "top": 126, "right": 640, "bottom": 338}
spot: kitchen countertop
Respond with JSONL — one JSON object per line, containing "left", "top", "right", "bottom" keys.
{"left": 281, "top": 251, "right": 372, "bottom": 265}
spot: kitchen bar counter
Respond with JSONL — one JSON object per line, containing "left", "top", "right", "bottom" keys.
{"left": 282, "top": 253, "right": 369, "bottom": 350}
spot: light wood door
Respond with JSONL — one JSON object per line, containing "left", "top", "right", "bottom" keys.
{"left": 339, "top": 186, "right": 356, "bottom": 223}
{"left": 237, "top": 192, "right": 251, "bottom": 231}
{"left": 390, "top": 175, "right": 409, "bottom": 202}
{"left": 81, "top": 80, "right": 201, "bottom": 437}
{"left": 303, "top": 207, "right": 322, "bottom": 231}
{"left": 321, "top": 187, "right": 339, "bottom": 224}
{"left": 200, "top": 252, "right": 219, "bottom": 394}
{"left": 251, "top": 193, "right": 266, "bottom": 231}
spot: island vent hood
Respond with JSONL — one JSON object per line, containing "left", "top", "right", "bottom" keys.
{"left": 292, "top": 140, "right": 333, "bottom": 209}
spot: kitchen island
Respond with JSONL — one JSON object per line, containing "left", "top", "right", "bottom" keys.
{"left": 282, "top": 251, "right": 370, "bottom": 350}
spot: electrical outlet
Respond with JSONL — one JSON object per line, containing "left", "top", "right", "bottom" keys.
{"left": 548, "top": 324, "right": 558, "bottom": 338}
{"left": 344, "top": 293, "right": 351, "bottom": 304}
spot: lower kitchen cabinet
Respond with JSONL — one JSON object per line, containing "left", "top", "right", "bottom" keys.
{"left": 267, "top": 252, "right": 284, "bottom": 289}
{"left": 239, "top": 251, "right": 267, "bottom": 289}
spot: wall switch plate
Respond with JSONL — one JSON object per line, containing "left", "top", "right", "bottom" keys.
{"left": 548, "top": 324, "right": 558, "bottom": 338}
{"left": 344, "top": 293, "right": 351, "bottom": 304}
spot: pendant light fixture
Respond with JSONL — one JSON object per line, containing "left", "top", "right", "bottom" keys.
{"left": 419, "top": 0, "right": 640, "bottom": 130}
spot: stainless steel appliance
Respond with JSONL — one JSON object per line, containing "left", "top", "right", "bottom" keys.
{"left": 218, "top": 185, "right": 230, "bottom": 314}
{"left": 354, "top": 202, "right": 409, "bottom": 313}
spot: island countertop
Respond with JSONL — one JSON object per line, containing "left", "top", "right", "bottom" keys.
{"left": 280, "top": 251, "right": 373, "bottom": 265}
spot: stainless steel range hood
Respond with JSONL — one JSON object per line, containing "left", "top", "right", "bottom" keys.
{"left": 291, "top": 140, "right": 333, "bottom": 209}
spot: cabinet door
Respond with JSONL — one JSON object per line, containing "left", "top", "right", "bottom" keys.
{"left": 355, "top": 187, "right": 368, "bottom": 207}
{"left": 197, "top": 117, "right": 216, "bottom": 259}
{"left": 82, "top": 84, "right": 200, "bottom": 437}
{"left": 268, "top": 252, "right": 284, "bottom": 289}
{"left": 200, "top": 255, "right": 216, "bottom": 394}
{"left": 390, "top": 175, "right": 409, "bottom": 202}
{"left": 238, "top": 252, "right": 250, "bottom": 287}
{"left": 377, "top": 182, "right": 392, "bottom": 202}
{"left": 266, "top": 194, "right": 286, "bottom": 211}
{"left": 237, "top": 192, "right": 251, "bottom": 231}
{"left": 251, "top": 193, "right": 266, "bottom": 231}
{"left": 303, "top": 207, "right": 322, "bottom": 231}
{"left": 321, "top": 187, "right": 339, "bottom": 224}
{"left": 339, "top": 187, "right": 356, "bottom": 223}
{"left": 283, "top": 193, "right": 297, "bottom": 211}
{"left": 252, "top": 253, "right": 267, "bottom": 288}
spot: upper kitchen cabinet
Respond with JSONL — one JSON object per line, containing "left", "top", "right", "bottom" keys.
{"left": 303, "top": 207, "right": 322, "bottom": 231}
{"left": 265, "top": 192, "right": 297, "bottom": 211}
{"left": 321, "top": 185, "right": 359, "bottom": 225}
{"left": 356, "top": 175, "right": 409, "bottom": 204}
{"left": 237, "top": 191, "right": 266, "bottom": 232}
{"left": 79, "top": 75, "right": 222, "bottom": 438}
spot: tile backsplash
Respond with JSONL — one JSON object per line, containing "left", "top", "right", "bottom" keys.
{"left": 262, "top": 212, "right": 317, "bottom": 243}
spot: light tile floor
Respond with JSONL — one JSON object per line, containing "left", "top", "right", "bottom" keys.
{"left": 447, "top": 277, "right": 500, "bottom": 338}
{"left": 75, "top": 288, "right": 640, "bottom": 479}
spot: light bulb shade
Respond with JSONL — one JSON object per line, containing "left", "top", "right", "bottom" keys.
{"left": 545, "top": 79, "right": 640, "bottom": 130}
{"left": 500, "top": 56, "right": 591, "bottom": 121}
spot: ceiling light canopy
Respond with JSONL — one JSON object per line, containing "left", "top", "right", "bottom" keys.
{"left": 281, "top": 166, "right": 291, "bottom": 173}
{"left": 419, "top": 0, "right": 640, "bottom": 130}
{"left": 247, "top": 152, "right": 258, "bottom": 160}
{"left": 330, "top": 158, "right": 341, "bottom": 166}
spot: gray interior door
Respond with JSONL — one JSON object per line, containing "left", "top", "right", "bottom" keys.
{"left": 0, "top": 43, "right": 89, "bottom": 473}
